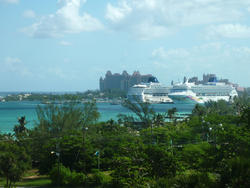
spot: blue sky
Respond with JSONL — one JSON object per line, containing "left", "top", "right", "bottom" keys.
{"left": 0, "top": 0, "right": 250, "bottom": 91}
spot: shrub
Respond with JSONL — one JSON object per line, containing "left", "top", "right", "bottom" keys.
{"left": 150, "top": 177, "right": 174, "bottom": 188}
{"left": 173, "top": 170, "right": 218, "bottom": 188}
{"left": 69, "top": 171, "right": 86, "bottom": 186}
{"left": 49, "top": 163, "right": 71, "bottom": 186}
{"left": 49, "top": 163, "right": 86, "bottom": 186}
{"left": 87, "top": 169, "right": 111, "bottom": 187}
{"left": 219, "top": 157, "right": 250, "bottom": 188}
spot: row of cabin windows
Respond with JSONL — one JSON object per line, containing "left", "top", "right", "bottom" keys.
{"left": 196, "top": 93, "right": 229, "bottom": 96}
{"left": 144, "top": 93, "right": 168, "bottom": 96}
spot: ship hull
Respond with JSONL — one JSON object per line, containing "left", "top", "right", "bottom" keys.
{"left": 169, "top": 94, "right": 233, "bottom": 104}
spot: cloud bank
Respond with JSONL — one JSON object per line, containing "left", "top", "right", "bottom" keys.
{"left": 206, "top": 24, "right": 250, "bottom": 39}
{"left": 22, "top": 0, "right": 103, "bottom": 38}
{"left": 105, "top": 0, "right": 250, "bottom": 40}
{"left": 22, "top": 10, "right": 36, "bottom": 19}
{"left": 152, "top": 43, "right": 250, "bottom": 83}
{"left": 0, "top": 0, "right": 19, "bottom": 4}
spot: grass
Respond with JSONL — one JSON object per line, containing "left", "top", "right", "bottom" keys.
{"left": 0, "top": 169, "right": 51, "bottom": 187}
{"left": 0, "top": 169, "right": 114, "bottom": 187}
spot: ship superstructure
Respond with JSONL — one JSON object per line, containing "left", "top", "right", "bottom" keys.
{"left": 127, "top": 77, "right": 173, "bottom": 103}
{"left": 168, "top": 77, "right": 238, "bottom": 103}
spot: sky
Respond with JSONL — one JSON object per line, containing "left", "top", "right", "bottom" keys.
{"left": 0, "top": 0, "right": 250, "bottom": 91}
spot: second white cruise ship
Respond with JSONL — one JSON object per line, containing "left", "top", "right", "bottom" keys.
{"left": 168, "top": 77, "right": 238, "bottom": 103}
{"left": 127, "top": 77, "right": 173, "bottom": 103}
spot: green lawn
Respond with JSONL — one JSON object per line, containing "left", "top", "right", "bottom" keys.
{"left": 0, "top": 169, "right": 51, "bottom": 187}
{"left": 0, "top": 177, "right": 51, "bottom": 187}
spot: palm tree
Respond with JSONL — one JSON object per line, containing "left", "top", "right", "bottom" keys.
{"left": 13, "top": 116, "right": 27, "bottom": 135}
{"left": 122, "top": 97, "right": 155, "bottom": 144}
{"left": 192, "top": 104, "right": 207, "bottom": 117}
{"left": 122, "top": 97, "right": 155, "bottom": 129}
{"left": 167, "top": 107, "right": 177, "bottom": 123}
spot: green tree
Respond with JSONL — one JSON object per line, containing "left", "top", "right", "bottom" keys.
{"left": 35, "top": 103, "right": 83, "bottom": 137}
{"left": 167, "top": 107, "right": 177, "bottom": 123}
{"left": 0, "top": 135, "right": 31, "bottom": 187}
{"left": 240, "top": 106, "right": 250, "bottom": 128}
{"left": 181, "top": 142, "right": 215, "bottom": 171}
{"left": 13, "top": 116, "right": 27, "bottom": 135}
{"left": 192, "top": 104, "right": 206, "bottom": 117}
{"left": 29, "top": 100, "right": 100, "bottom": 174}
{"left": 152, "top": 113, "right": 166, "bottom": 127}
{"left": 145, "top": 145, "right": 177, "bottom": 178}
{"left": 204, "top": 100, "right": 233, "bottom": 115}
{"left": 219, "top": 157, "right": 250, "bottom": 188}
{"left": 81, "top": 100, "right": 100, "bottom": 128}
{"left": 233, "top": 92, "right": 250, "bottom": 115}
{"left": 111, "top": 155, "right": 148, "bottom": 187}
{"left": 122, "top": 98, "right": 155, "bottom": 129}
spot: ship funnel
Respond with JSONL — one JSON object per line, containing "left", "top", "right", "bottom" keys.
{"left": 147, "top": 76, "right": 159, "bottom": 83}
{"left": 208, "top": 77, "right": 217, "bottom": 83}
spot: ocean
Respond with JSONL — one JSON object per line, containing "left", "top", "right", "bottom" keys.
{"left": 0, "top": 101, "right": 195, "bottom": 133}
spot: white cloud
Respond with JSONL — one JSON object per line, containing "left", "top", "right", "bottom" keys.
{"left": 206, "top": 24, "right": 250, "bottom": 39}
{"left": 133, "top": 22, "right": 171, "bottom": 40}
{"left": 60, "top": 40, "right": 72, "bottom": 46}
{"left": 0, "top": 0, "right": 19, "bottom": 4}
{"left": 4, "top": 57, "right": 32, "bottom": 77}
{"left": 152, "top": 47, "right": 190, "bottom": 59}
{"left": 47, "top": 67, "right": 77, "bottom": 80}
{"left": 105, "top": 0, "right": 250, "bottom": 40}
{"left": 23, "top": 10, "right": 36, "bottom": 19}
{"left": 5, "top": 57, "right": 21, "bottom": 65}
{"left": 152, "top": 43, "right": 250, "bottom": 71}
{"left": 22, "top": 0, "right": 103, "bottom": 38}
{"left": 151, "top": 43, "right": 250, "bottom": 84}
{"left": 106, "top": 2, "right": 132, "bottom": 23}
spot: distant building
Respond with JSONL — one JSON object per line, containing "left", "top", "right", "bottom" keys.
{"left": 202, "top": 74, "right": 216, "bottom": 83}
{"left": 188, "top": 77, "right": 199, "bottom": 84}
{"left": 99, "top": 70, "right": 152, "bottom": 91}
{"left": 187, "top": 74, "right": 231, "bottom": 85}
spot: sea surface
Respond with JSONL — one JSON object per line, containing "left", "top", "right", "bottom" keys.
{"left": 0, "top": 101, "right": 195, "bottom": 133}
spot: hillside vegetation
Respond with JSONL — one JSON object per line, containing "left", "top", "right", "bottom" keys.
{"left": 0, "top": 95, "right": 249, "bottom": 187}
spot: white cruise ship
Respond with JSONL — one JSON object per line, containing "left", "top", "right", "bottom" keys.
{"left": 127, "top": 77, "right": 173, "bottom": 103}
{"left": 168, "top": 77, "right": 238, "bottom": 103}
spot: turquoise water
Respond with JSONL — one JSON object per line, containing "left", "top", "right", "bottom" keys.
{"left": 0, "top": 101, "right": 195, "bottom": 133}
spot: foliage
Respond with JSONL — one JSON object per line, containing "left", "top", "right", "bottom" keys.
{"left": 192, "top": 104, "right": 207, "bottom": 117}
{"left": 35, "top": 103, "right": 83, "bottom": 136}
{"left": 86, "top": 169, "right": 111, "bottom": 187}
{"left": 121, "top": 97, "right": 155, "bottom": 129}
{"left": 167, "top": 107, "right": 177, "bottom": 121}
{"left": 82, "top": 99, "right": 100, "bottom": 127}
{"left": 2, "top": 89, "right": 126, "bottom": 102}
{"left": 172, "top": 170, "right": 218, "bottom": 188}
{"left": 0, "top": 136, "right": 31, "bottom": 188}
{"left": 219, "top": 157, "right": 250, "bottom": 188}
{"left": 1, "top": 97, "right": 250, "bottom": 187}
{"left": 180, "top": 142, "right": 215, "bottom": 171}
{"left": 28, "top": 100, "right": 100, "bottom": 174}
{"left": 205, "top": 100, "right": 233, "bottom": 115}
{"left": 13, "top": 116, "right": 27, "bottom": 135}
{"left": 141, "top": 126, "right": 170, "bottom": 146}
{"left": 144, "top": 145, "right": 177, "bottom": 178}
{"left": 110, "top": 156, "right": 149, "bottom": 187}
{"left": 49, "top": 163, "right": 86, "bottom": 186}
{"left": 150, "top": 170, "right": 218, "bottom": 188}
{"left": 233, "top": 92, "right": 250, "bottom": 115}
